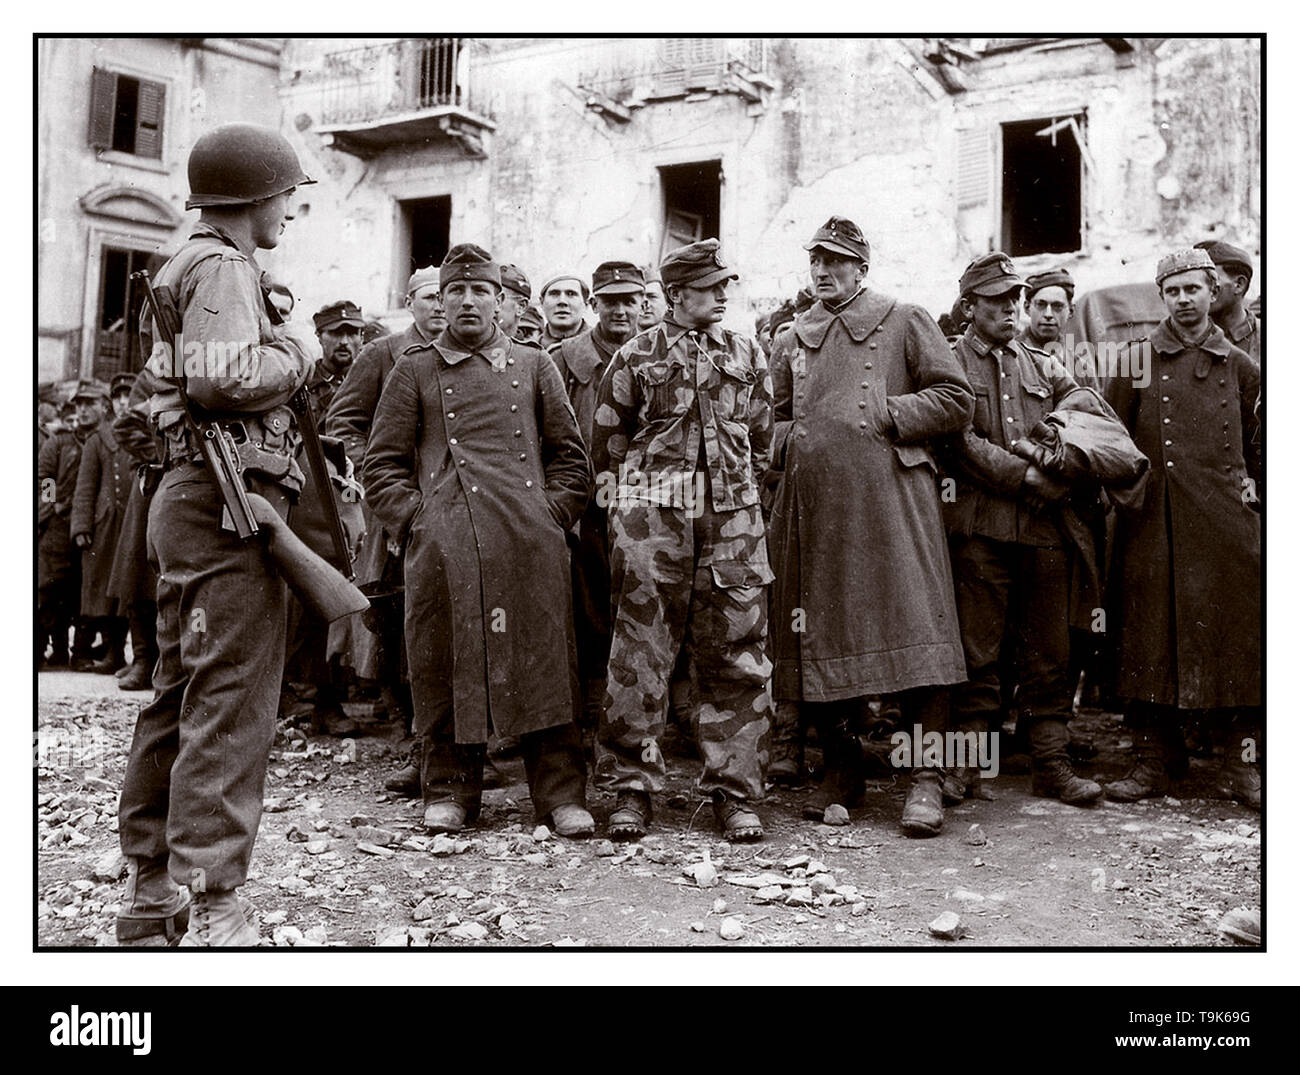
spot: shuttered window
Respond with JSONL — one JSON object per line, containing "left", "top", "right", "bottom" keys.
{"left": 956, "top": 127, "right": 992, "bottom": 209}
{"left": 88, "top": 67, "right": 165, "bottom": 159}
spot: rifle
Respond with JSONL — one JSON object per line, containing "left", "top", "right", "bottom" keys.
{"left": 132, "top": 269, "right": 367, "bottom": 622}
{"left": 288, "top": 385, "right": 355, "bottom": 579}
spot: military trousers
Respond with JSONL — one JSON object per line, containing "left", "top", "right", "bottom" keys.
{"left": 949, "top": 534, "right": 1071, "bottom": 758}
{"left": 118, "top": 463, "right": 289, "bottom": 892}
{"left": 595, "top": 495, "right": 773, "bottom": 801}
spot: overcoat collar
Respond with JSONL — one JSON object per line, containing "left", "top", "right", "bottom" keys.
{"left": 559, "top": 327, "right": 619, "bottom": 385}
{"left": 795, "top": 288, "right": 897, "bottom": 349}
{"left": 1150, "top": 318, "right": 1232, "bottom": 359}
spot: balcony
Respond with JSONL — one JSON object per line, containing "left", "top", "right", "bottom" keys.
{"left": 577, "top": 38, "right": 775, "bottom": 123}
{"left": 314, "top": 38, "right": 495, "bottom": 158}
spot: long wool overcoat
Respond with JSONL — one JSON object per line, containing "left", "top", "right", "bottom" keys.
{"left": 767, "top": 288, "right": 974, "bottom": 702}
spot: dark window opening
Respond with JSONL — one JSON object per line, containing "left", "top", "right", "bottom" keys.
{"left": 94, "top": 246, "right": 164, "bottom": 381}
{"left": 659, "top": 160, "right": 721, "bottom": 261}
{"left": 111, "top": 75, "right": 140, "bottom": 153}
{"left": 393, "top": 196, "right": 451, "bottom": 306}
{"left": 89, "top": 68, "right": 165, "bottom": 159}
{"left": 1000, "top": 115, "right": 1084, "bottom": 256}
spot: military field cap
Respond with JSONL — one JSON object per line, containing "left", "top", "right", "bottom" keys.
{"left": 660, "top": 239, "right": 738, "bottom": 289}
{"left": 960, "top": 252, "right": 1026, "bottom": 298}
{"left": 406, "top": 265, "right": 441, "bottom": 298}
{"left": 539, "top": 272, "right": 590, "bottom": 302}
{"left": 1194, "top": 240, "right": 1253, "bottom": 283}
{"left": 72, "top": 379, "right": 108, "bottom": 402}
{"left": 38, "top": 401, "right": 57, "bottom": 423}
{"left": 518, "top": 305, "right": 545, "bottom": 331}
{"left": 804, "top": 216, "right": 871, "bottom": 264}
{"left": 313, "top": 300, "right": 365, "bottom": 332}
{"left": 440, "top": 243, "right": 501, "bottom": 289}
{"left": 642, "top": 266, "right": 663, "bottom": 286}
{"left": 592, "top": 261, "right": 646, "bottom": 297}
{"left": 110, "top": 372, "right": 137, "bottom": 397}
{"left": 499, "top": 263, "right": 532, "bottom": 301}
{"left": 1156, "top": 248, "right": 1217, "bottom": 286}
{"left": 1024, "top": 267, "right": 1075, "bottom": 301}
{"left": 59, "top": 399, "right": 77, "bottom": 417}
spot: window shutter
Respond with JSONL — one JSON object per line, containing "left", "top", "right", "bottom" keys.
{"left": 659, "top": 38, "right": 688, "bottom": 95}
{"left": 135, "top": 79, "right": 165, "bottom": 159}
{"left": 88, "top": 67, "right": 116, "bottom": 149}
{"left": 956, "top": 126, "right": 992, "bottom": 209}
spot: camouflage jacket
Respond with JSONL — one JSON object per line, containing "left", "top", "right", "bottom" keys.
{"left": 591, "top": 317, "right": 773, "bottom": 512}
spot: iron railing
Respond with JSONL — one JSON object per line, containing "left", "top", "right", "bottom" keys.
{"left": 319, "top": 38, "right": 488, "bottom": 125}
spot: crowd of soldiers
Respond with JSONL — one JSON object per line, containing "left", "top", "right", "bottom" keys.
{"left": 36, "top": 124, "right": 1260, "bottom": 946}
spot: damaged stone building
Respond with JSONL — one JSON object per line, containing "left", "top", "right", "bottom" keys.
{"left": 38, "top": 36, "right": 1260, "bottom": 381}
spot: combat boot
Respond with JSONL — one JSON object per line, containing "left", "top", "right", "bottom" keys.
{"left": 1032, "top": 758, "right": 1102, "bottom": 805}
{"left": 117, "top": 658, "right": 152, "bottom": 692}
{"left": 1105, "top": 727, "right": 1171, "bottom": 801}
{"left": 115, "top": 857, "right": 189, "bottom": 946}
{"left": 901, "top": 770, "right": 944, "bottom": 837}
{"left": 90, "top": 639, "right": 127, "bottom": 675}
{"left": 383, "top": 737, "right": 422, "bottom": 797}
{"left": 177, "top": 888, "right": 259, "bottom": 947}
{"left": 1216, "top": 761, "right": 1261, "bottom": 811}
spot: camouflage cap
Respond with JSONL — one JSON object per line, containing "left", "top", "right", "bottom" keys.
{"left": 406, "top": 265, "right": 441, "bottom": 299}
{"left": 499, "top": 263, "right": 532, "bottom": 301}
{"left": 960, "top": 252, "right": 1025, "bottom": 298}
{"left": 1024, "top": 267, "right": 1075, "bottom": 301}
{"left": 312, "top": 300, "right": 365, "bottom": 332}
{"left": 1156, "top": 248, "right": 1217, "bottom": 286}
{"left": 440, "top": 243, "right": 501, "bottom": 289}
{"left": 804, "top": 216, "right": 871, "bottom": 264}
{"left": 592, "top": 261, "right": 645, "bottom": 297}
{"left": 109, "top": 372, "right": 137, "bottom": 397}
{"left": 1193, "top": 240, "right": 1253, "bottom": 283}
{"left": 660, "top": 239, "right": 738, "bottom": 289}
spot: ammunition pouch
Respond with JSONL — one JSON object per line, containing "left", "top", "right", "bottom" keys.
{"left": 163, "top": 409, "right": 305, "bottom": 495}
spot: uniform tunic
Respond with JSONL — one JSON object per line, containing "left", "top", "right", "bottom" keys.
{"left": 1107, "top": 319, "right": 1261, "bottom": 709}
{"left": 363, "top": 326, "right": 592, "bottom": 744}
{"left": 767, "top": 289, "right": 973, "bottom": 702}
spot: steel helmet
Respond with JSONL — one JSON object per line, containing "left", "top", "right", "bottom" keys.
{"left": 185, "top": 123, "right": 316, "bottom": 210}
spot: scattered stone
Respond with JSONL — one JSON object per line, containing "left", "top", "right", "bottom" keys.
{"left": 285, "top": 824, "right": 309, "bottom": 843}
{"left": 498, "top": 914, "right": 520, "bottom": 933}
{"left": 687, "top": 860, "right": 719, "bottom": 888}
{"left": 273, "top": 925, "right": 304, "bottom": 947}
{"left": 951, "top": 888, "right": 984, "bottom": 903}
{"left": 412, "top": 897, "right": 437, "bottom": 922}
{"left": 850, "top": 902, "right": 869, "bottom": 917}
{"left": 783, "top": 854, "right": 811, "bottom": 869}
{"left": 303, "top": 926, "right": 329, "bottom": 945}
{"left": 593, "top": 840, "right": 617, "bottom": 858}
{"left": 965, "top": 823, "right": 987, "bottom": 846}
{"left": 355, "top": 826, "right": 399, "bottom": 847}
{"left": 1217, "top": 907, "right": 1260, "bottom": 946}
{"left": 305, "top": 840, "right": 329, "bottom": 855}
{"left": 429, "top": 834, "right": 459, "bottom": 856}
{"left": 810, "top": 874, "right": 836, "bottom": 896}
{"left": 823, "top": 804, "right": 850, "bottom": 826}
{"left": 1112, "top": 879, "right": 1129, "bottom": 891}
{"left": 262, "top": 910, "right": 289, "bottom": 927}
{"left": 522, "top": 852, "right": 547, "bottom": 866}
{"left": 532, "top": 825, "right": 551, "bottom": 842}
{"left": 690, "top": 920, "right": 707, "bottom": 933}
{"left": 348, "top": 814, "right": 378, "bottom": 828}
{"left": 334, "top": 739, "right": 357, "bottom": 764}
{"left": 719, "top": 917, "right": 745, "bottom": 941}
{"left": 793, "top": 914, "right": 808, "bottom": 925}
{"left": 711, "top": 897, "right": 728, "bottom": 915}
{"left": 449, "top": 922, "right": 489, "bottom": 941}
{"left": 755, "top": 885, "right": 784, "bottom": 903}
{"left": 357, "top": 841, "right": 395, "bottom": 858}
{"left": 805, "top": 860, "right": 827, "bottom": 876}
{"left": 90, "top": 852, "right": 125, "bottom": 883}
{"left": 785, "top": 886, "right": 815, "bottom": 907}
{"left": 84, "top": 776, "right": 116, "bottom": 793}
{"left": 376, "top": 929, "right": 410, "bottom": 947}
{"left": 929, "top": 911, "right": 962, "bottom": 940}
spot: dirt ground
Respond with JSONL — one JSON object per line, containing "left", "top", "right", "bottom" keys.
{"left": 36, "top": 670, "right": 1262, "bottom": 948}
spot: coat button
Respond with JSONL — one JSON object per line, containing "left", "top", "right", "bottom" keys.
{"left": 525, "top": 480, "right": 533, "bottom": 488}
{"left": 1161, "top": 374, "right": 1169, "bottom": 381}
{"left": 447, "top": 412, "right": 455, "bottom": 419}
{"left": 514, "top": 430, "right": 522, "bottom": 437}
{"left": 507, "top": 358, "right": 515, "bottom": 365}
{"left": 512, "top": 380, "right": 519, "bottom": 388}
{"left": 861, "top": 382, "right": 869, "bottom": 389}
{"left": 869, "top": 343, "right": 877, "bottom": 350}
{"left": 459, "top": 459, "right": 467, "bottom": 466}
{"left": 1162, "top": 396, "right": 1169, "bottom": 402}
{"left": 519, "top": 453, "right": 526, "bottom": 460}
{"left": 1222, "top": 400, "right": 1229, "bottom": 407}
{"left": 1165, "top": 439, "right": 1172, "bottom": 446}
{"left": 1007, "top": 416, "right": 1015, "bottom": 423}
{"left": 798, "top": 431, "right": 806, "bottom": 438}
{"left": 858, "top": 421, "right": 867, "bottom": 429}
{"left": 1166, "top": 461, "right": 1174, "bottom": 468}
{"left": 510, "top": 404, "right": 518, "bottom": 412}
{"left": 1163, "top": 417, "right": 1170, "bottom": 424}
{"left": 858, "top": 401, "right": 867, "bottom": 408}
{"left": 865, "top": 362, "right": 873, "bottom": 369}
{"left": 1003, "top": 394, "right": 1010, "bottom": 400}
{"left": 445, "top": 388, "right": 453, "bottom": 394}
{"left": 471, "top": 485, "right": 479, "bottom": 492}
{"left": 449, "top": 437, "right": 458, "bottom": 445}
{"left": 1219, "top": 378, "right": 1226, "bottom": 386}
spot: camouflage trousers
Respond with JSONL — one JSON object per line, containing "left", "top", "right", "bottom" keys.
{"left": 595, "top": 493, "right": 773, "bottom": 801}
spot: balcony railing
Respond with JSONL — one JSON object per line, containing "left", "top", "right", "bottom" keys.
{"left": 316, "top": 38, "right": 494, "bottom": 155}
{"left": 576, "top": 37, "right": 773, "bottom": 118}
